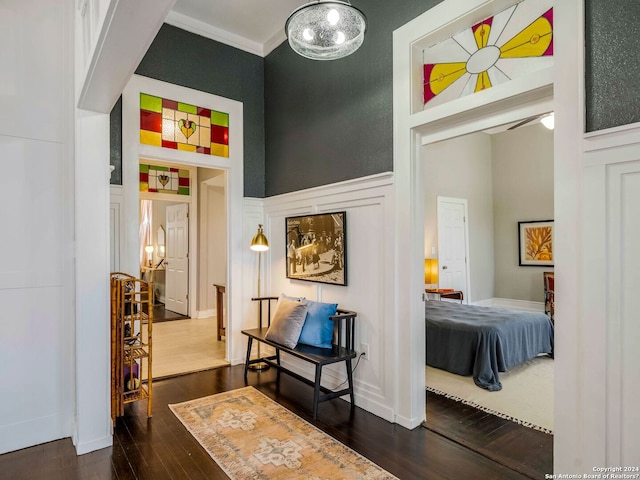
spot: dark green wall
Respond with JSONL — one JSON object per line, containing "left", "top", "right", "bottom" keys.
{"left": 264, "top": 0, "right": 440, "bottom": 196}
{"left": 111, "top": 3, "right": 439, "bottom": 196}
{"left": 110, "top": 96, "right": 122, "bottom": 185}
{"left": 110, "top": 24, "right": 266, "bottom": 197}
{"left": 585, "top": 0, "right": 640, "bottom": 132}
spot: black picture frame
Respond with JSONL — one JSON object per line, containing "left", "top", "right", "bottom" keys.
{"left": 285, "top": 212, "right": 347, "bottom": 286}
{"left": 518, "top": 219, "right": 554, "bottom": 266}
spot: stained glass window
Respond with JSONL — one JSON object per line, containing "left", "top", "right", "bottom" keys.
{"left": 423, "top": 0, "right": 553, "bottom": 108}
{"left": 139, "top": 93, "right": 229, "bottom": 157}
{"left": 140, "top": 164, "right": 190, "bottom": 195}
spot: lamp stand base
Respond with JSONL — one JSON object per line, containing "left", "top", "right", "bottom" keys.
{"left": 248, "top": 361, "right": 270, "bottom": 371}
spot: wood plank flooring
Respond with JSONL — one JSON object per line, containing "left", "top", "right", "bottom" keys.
{"left": 0, "top": 366, "right": 551, "bottom": 479}
{"left": 425, "top": 390, "right": 553, "bottom": 479}
{"left": 147, "top": 317, "right": 227, "bottom": 379}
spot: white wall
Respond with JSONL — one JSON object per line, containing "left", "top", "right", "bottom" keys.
{"left": 422, "top": 126, "right": 554, "bottom": 304}
{"left": 0, "top": 0, "right": 76, "bottom": 454}
{"left": 492, "top": 123, "right": 554, "bottom": 302}
{"left": 198, "top": 168, "right": 226, "bottom": 314}
{"left": 423, "top": 132, "right": 495, "bottom": 302}
{"left": 262, "top": 174, "right": 397, "bottom": 422}
{"left": 556, "top": 0, "right": 640, "bottom": 470}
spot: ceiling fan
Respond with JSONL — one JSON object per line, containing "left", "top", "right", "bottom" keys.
{"left": 507, "top": 112, "right": 554, "bottom": 130}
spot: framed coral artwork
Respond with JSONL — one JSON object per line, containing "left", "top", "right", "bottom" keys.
{"left": 518, "top": 220, "right": 554, "bottom": 266}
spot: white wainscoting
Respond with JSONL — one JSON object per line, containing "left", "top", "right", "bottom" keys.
{"left": 582, "top": 135, "right": 640, "bottom": 466}
{"left": 250, "top": 173, "right": 396, "bottom": 422}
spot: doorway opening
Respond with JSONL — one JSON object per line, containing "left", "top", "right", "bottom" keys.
{"left": 421, "top": 120, "right": 555, "bottom": 474}
{"left": 119, "top": 74, "right": 246, "bottom": 383}
{"left": 138, "top": 162, "right": 229, "bottom": 379}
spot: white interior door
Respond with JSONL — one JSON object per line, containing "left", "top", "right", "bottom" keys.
{"left": 165, "top": 203, "right": 189, "bottom": 315}
{"left": 437, "top": 196, "right": 470, "bottom": 299}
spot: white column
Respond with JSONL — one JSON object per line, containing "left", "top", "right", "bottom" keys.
{"left": 74, "top": 109, "right": 112, "bottom": 454}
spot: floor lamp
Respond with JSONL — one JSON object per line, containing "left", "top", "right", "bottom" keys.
{"left": 249, "top": 224, "right": 270, "bottom": 371}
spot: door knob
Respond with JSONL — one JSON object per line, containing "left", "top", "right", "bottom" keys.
{"left": 442, "top": 265, "right": 448, "bottom": 269}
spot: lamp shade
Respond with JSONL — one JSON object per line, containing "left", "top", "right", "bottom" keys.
{"left": 250, "top": 224, "right": 269, "bottom": 252}
{"left": 285, "top": 1, "right": 366, "bottom": 61}
{"left": 424, "top": 258, "right": 438, "bottom": 284}
{"left": 145, "top": 244, "right": 154, "bottom": 255}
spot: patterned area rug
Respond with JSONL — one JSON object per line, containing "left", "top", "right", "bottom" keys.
{"left": 170, "top": 387, "right": 398, "bottom": 479}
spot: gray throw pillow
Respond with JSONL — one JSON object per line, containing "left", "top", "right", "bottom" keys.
{"left": 264, "top": 297, "right": 308, "bottom": 348}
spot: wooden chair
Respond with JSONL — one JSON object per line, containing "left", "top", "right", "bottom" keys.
{"left": 543, "top": 271, "right": 554, "bottom": 323}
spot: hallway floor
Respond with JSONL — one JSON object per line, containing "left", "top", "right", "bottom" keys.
{"left": 0, "top": 366, "right": 544, "bottom": 479}
{"left": 145, "top": 316, "right": 227, "bottom": 379}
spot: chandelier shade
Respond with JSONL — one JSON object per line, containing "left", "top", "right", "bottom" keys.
{"left": 285, "top": 1, "right": 367, "bottom": 61}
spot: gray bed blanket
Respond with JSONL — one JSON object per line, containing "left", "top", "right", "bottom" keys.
{"left": 425, "top": 301, "right": 554, "bottom": 391}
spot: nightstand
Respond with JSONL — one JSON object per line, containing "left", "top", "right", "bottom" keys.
{"left": 425, "top": 289, "right": 464, "bottom": 303}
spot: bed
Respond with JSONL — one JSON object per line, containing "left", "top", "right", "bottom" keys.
{"left": 425, "top": 300, "right": 554, "bottom": 391}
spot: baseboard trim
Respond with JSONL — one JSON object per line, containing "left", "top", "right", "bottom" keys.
{"left": 0, "top": 413, "right": 73, "bottom": 455}
{"left": 271, "top": 356, "right": 396, "bottom": 424}
{"left": 195, "top": 309, "right": 215, "bottom": 319}
{"left": 75, "top": 435, "right": 113, "bottom": 455}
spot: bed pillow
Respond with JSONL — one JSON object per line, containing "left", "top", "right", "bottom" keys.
{"left": 264, "top": 296, "right": 308, "bottom": 348}
{"left": 298, "top": 299, "right": 338, "bottom": 349}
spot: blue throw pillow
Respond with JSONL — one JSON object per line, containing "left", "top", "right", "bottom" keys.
{"left": 298, "top": 299, "right": 338, "bottom": 349}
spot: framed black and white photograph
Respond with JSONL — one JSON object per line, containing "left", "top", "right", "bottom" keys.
{"left": 285, "top": 212, "right": 347, "bottom": 286}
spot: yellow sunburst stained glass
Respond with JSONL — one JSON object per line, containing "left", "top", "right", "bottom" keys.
{"left": 423, "top": 0, "right": 553, "bottom": 107}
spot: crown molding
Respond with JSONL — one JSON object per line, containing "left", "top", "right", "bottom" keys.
{"left": 165, "top": 10, "right": 265, "bottom": 57}
{"left": 263, "top": 29, "right": 287, "bottom": 56}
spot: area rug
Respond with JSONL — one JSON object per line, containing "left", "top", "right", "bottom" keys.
{"left": 170, "top": 386, "right": 398, "bottom": 479}
{"left": 426, "top": 355, "right": 554, "bottom": 434}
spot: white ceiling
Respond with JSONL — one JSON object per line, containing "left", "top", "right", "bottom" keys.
{"left": 167, "top": 0, "right": 304, "bottom": 57}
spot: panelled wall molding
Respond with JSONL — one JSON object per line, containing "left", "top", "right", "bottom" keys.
{"left": 556, "top": 0, "right": 640, "bottom": 471}
{"left": 255, "top": 173, "right": 397, "bottom": 422}
{"left": 582, "top": 141, "right": 640, "bottom": 466}
{"left": 605, "top": 159, "right": 640, "bottom": 464}
{"left": 1, "top": 0, "right": 78, "bottom": 457}
{"left": 240, "top": 197, "right": 270, "bottom": 366}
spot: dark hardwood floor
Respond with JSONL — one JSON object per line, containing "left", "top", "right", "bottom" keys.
{"left": 152, "top": 303, "right": 188, "bottom": 322}
{"left": 0, "top": 366, "right": 551, "bottom": 479}
{"left": 425, "top": 390, "right": 553, "bottom": 479}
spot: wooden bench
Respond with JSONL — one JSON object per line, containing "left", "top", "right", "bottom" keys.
{"left": 242, "top": 296, "right": 357, "bottom": 420}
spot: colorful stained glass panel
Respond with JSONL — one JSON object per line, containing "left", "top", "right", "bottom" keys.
{"left": 140, "top": 164, "right": 190, "bottom": 195}
{"left": 423, "top": 0, "right": 553, "bottom": 108}
{"left": 140, "top": 93, "right": 229, "bottom": 158}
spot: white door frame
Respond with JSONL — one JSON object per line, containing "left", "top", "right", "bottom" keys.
{"left": 436, "top": 196, "right": 471, "bottom": 300}
{"left": 121, "top": 74, "right": 244, "bottom": 365}
{"left": 393, "top": 0, "right": 554, "bottom": 430}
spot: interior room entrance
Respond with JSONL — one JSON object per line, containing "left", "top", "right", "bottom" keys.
{"left": 134, "top": 162, "right": 229, "bottom": 379}
{"left": 421, "top": 120, "right": 555, "bottom": 475}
